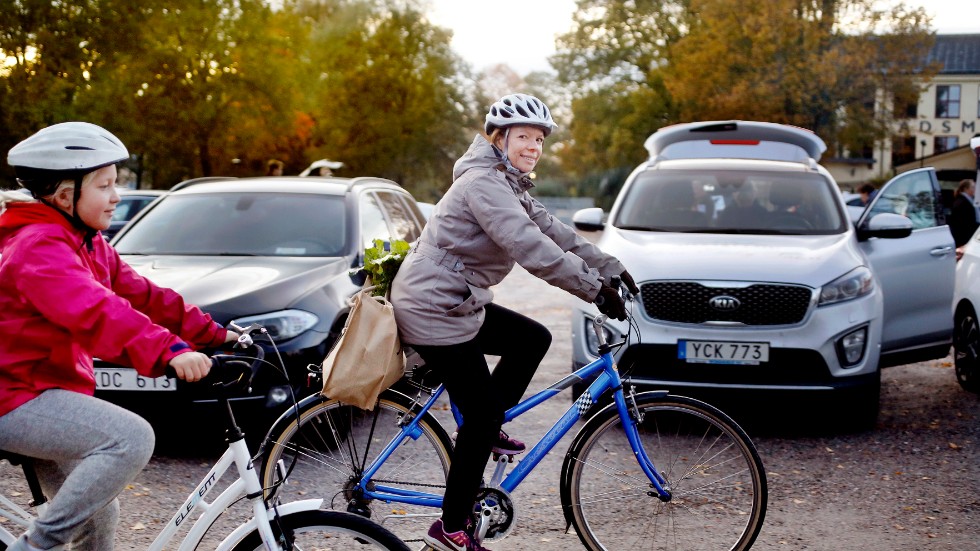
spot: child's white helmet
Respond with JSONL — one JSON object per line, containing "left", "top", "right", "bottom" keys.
{"left": 8, "top": 121, "right": 129, "bottom": 196}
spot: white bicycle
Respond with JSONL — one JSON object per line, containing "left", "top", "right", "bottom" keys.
{"left": 0, "top": 325, "right": 409, "bottom": 551}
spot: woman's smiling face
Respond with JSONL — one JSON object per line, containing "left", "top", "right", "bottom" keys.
{"left": 500, "top": 125, "right": 546, "bottom": 173}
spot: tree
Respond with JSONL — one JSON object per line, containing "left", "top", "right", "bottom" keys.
{"left": 75, "top": 0, "right": 301, "bottom": 187}
{"left": 0, "top": 0, "right": 145, "bottom": 185}
{"left": 295, "top": 0, "right": 475, "bottom": 199}
{"left": 551, "top": 0, "right": 936, "bottom": 178}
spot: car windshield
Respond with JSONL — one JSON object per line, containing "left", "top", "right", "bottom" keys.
{"left": 613, "top": 169, "right": 847, "bottom": 235}
{"left": 114, "top": 192, "right": 348, "bottom": 256}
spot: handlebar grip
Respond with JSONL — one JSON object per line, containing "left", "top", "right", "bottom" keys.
{"left": 610, "top": 275, "right": 622, "bottom": 290}
{"left": 163, "top": 356, "right": 221, "bottom": 380}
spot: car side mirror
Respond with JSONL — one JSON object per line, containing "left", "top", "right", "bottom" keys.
{"left": 350, "top": 255, "right": 368, "bottom": 286}
{"left": 856, "top": 212, "right": 914, "bottom": 241}
{"left": 573, "top": 207, "right": 605, "bottom": 232}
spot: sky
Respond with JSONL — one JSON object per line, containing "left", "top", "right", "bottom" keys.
{"left": 427, "top": 0, "right": 978, "bottom": 75}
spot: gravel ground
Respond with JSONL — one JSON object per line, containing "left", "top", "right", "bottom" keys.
{"left": 2, "top": 265, "right": 978, "bottom": 550}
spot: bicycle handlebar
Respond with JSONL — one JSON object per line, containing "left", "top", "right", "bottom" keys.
{"left": 163, "top": 323, "right": 268, "bottom": 391}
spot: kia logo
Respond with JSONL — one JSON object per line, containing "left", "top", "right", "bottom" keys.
{"left": 709, "top": 295, "right": 741, "bottom": 311}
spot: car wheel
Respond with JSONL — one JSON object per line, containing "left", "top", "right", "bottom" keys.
{"left": 953, "top": 303, "right": 980, "bottom": 393}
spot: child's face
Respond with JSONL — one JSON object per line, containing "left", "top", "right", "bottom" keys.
{"left": 75, "top": 165, "right": 120, "bottom": 231}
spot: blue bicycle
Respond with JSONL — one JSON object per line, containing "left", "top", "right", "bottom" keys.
{"left": 257, "top": 286, "right": 767, "bottom": 551}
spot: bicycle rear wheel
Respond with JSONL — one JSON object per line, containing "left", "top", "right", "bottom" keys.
{"left": 562, "top": 393, "right": 767, "bottom": 551}
{"left": 229, "top": 509, "right": 411, "bottom": 550}
{"left": 259, "top": 390, "right": 453, "bottom": 546}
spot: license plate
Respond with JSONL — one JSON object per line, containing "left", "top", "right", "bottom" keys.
{"left": 678, "top": 340, "right": 769, "bottom": 365}
{"left": 95, "top": 368, "right": 176, "bottom": 391}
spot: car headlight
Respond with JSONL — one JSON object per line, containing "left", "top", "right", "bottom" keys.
{"left": 818, "top": 267, "right": 874, "bottom": 306}
{"left": 230, "top": 310, "right": 319, "bottom": 342}
{"left": 584, "top": 316, "right": 617, "bottom": 358}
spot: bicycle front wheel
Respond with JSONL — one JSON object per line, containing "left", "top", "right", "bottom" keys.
{"left": 259, "top": 390, "right": 453, "bottom": 545}
{"left": 563, "top": 393, "right": 767, "bottom": 551}
{"left": 229, "top": 509, "right": 411, "bottom": 550}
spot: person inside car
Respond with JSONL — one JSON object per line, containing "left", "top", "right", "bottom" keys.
{"left": 718, "top": 181, "right": 768, "bottom": 228}
{"left": 0, "top": 122, "right": 238, "bottom": 551}
{"left": 390, "top": 93, "right": 639, "bottom": 551}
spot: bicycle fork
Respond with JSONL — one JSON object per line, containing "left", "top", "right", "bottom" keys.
{"left": 618, "top": 386, "right": 672, "bottom": 502}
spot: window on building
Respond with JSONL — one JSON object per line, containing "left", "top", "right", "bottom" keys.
{"left": 892, "top": 136, "right": 917, "bottom": 166}
{"left": 894, "top": 90, "right": 917, "bottom": 118}
{"left": 935, "top": 85, "right": 960, "bottom": 118}
{"left": 934, "top": 135, "right": 959, "bottom": 154}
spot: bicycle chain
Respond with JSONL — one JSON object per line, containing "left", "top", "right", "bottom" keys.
{"left": 369, "top": 478, "right": 446, "bottom": 489}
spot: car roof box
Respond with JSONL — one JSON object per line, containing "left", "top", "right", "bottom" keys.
{"left": 645, "top": 120, "right": 827, "bottom": 163}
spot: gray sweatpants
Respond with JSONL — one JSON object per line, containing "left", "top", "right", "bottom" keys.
{"left": 0, "top": 389, "right": 154, "bottom": 550}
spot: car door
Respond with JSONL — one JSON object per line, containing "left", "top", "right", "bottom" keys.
{"left": 858, "top": 167, "right": 955, "bottom": 365}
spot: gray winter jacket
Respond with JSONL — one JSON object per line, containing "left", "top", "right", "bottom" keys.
{"left": 390, "top": 134, "right": 625, "bottom": 346}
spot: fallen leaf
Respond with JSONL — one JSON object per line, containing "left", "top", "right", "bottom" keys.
{"left": 948, "top": 442, "right": 961, "bottom": 450}
{"left": 131, "top": 522, "right": 146, "bottom": 531}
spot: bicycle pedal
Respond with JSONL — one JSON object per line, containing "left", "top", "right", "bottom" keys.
{"left": 491, "top": 452, "right": 515, "bottom": 463}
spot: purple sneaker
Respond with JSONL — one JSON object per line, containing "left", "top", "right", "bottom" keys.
{"left": 424, "top": 519, "right": 490, "bottom": 551}
{"left": 449, "top": 430, "right": 526, "bottom": 456}
{"left": 491, "top": 430, "right": 525, "bottom": 455}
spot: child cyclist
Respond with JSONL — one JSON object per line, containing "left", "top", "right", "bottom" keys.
{"left": 0, "top": 122, "right": 238, "bottom": 551}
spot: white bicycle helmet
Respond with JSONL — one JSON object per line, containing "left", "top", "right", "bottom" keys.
{"left": 484, "top": 93, "right": 558, "bottom": 137}
{"left": 8, "top": 121, "right": 129, "bottom": 197}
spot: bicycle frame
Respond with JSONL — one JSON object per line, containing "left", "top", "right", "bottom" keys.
{"left": 0, "top": 430, "right": 324, "bottom": 551}
{"left": 151, "top": 435, "right": 322, "bottom": 551}
{"left": 357, "top": 325, "right": 671, "bottom": 509}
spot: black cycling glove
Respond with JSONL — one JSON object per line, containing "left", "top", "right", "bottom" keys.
{"left": 594, "top": 285, "right": 627, "bottom": 321}
{"left": 620, "top": 270, "right": 640, "bottom": 296}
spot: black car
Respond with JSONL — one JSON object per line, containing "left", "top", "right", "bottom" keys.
{"left": 104, "top": 188, "right": 166, "bottom": 242}
{"left": 94, "top": 176, "right": 426, "bottom": 428}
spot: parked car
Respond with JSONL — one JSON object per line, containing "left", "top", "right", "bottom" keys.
{"left": 571, "top": 120, "right": 955, "bottom": 428}
{"left": 952, "top": 136, "right": 980, "bottom": 393}
{"left": 95, "top": 176, "right": 427, "bottom": 427}
{"left": 953, "top": 226, "right": 980, "bottom": 393}
{"left": 104, "top": 188, "right": 166, "bottom": 242}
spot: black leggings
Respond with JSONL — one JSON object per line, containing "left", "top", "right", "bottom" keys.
{"left": 411, "top": 302, "right": 551, "bottom": 532}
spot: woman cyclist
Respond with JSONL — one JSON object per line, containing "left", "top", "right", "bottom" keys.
{"left": 0, "top": 122, "right": 237, "bottom": 551}
{"left": 390, "top": 93, "right": 639, "bottom": 551}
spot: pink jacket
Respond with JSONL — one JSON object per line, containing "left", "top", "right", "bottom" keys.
{"left": 0, "top": 202, "right": 227, "bottom": 416}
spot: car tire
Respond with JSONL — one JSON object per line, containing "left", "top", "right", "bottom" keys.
{"left": 953, "top": 303, "right": 980, "bottom": 393}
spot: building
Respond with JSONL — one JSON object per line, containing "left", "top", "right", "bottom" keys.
{"left": 826, "top": 33, "right": 980, "bottom": 188}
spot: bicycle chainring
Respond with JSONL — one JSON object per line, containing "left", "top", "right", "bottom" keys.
{"left": 470, "top": 487, "right": 515, "bottom": 542}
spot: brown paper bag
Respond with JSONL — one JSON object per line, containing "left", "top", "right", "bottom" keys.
{"left": 321, "top": 287, "right": 405, "bottom": 410}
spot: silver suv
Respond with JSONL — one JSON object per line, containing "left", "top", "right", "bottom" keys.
{"left": 571, "top": 121, "right": 955, "bottom": 428}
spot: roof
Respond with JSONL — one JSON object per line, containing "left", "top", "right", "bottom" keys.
{"left": 928, "top": 34, "right": 980, "bottom": 75}
{"left": 169, "top": 176, "right": 404, "bottom": 196}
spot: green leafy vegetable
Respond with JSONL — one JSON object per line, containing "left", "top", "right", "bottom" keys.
{"left": 363, "top": 238, "right": 410, "bottom": 297}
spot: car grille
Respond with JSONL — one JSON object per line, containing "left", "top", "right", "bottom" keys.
{"left": 640, "top": 281, "right": 813, "bottom": 325}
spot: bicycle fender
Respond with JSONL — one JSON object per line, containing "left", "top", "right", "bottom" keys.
{"left": 214, "top": 499, "right": 324, "bottom": 551}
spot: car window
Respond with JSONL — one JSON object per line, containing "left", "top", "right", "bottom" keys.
{"left": 359, "top": 193, "right": 391, "bottom": 250}
{"left": 614, "top": 169, "right": 846, "bottom": 234}
{"left": 111, "top": 196, "right": 156, "bottom": 223}
{"left": 866, "top": 170, "right": 940, "bottom": 230}
{"left": 375, "top": 191, "right": 422, "bottom": 243}
{"left": 114, "top": 193, "right": 347, "bottom": 256}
